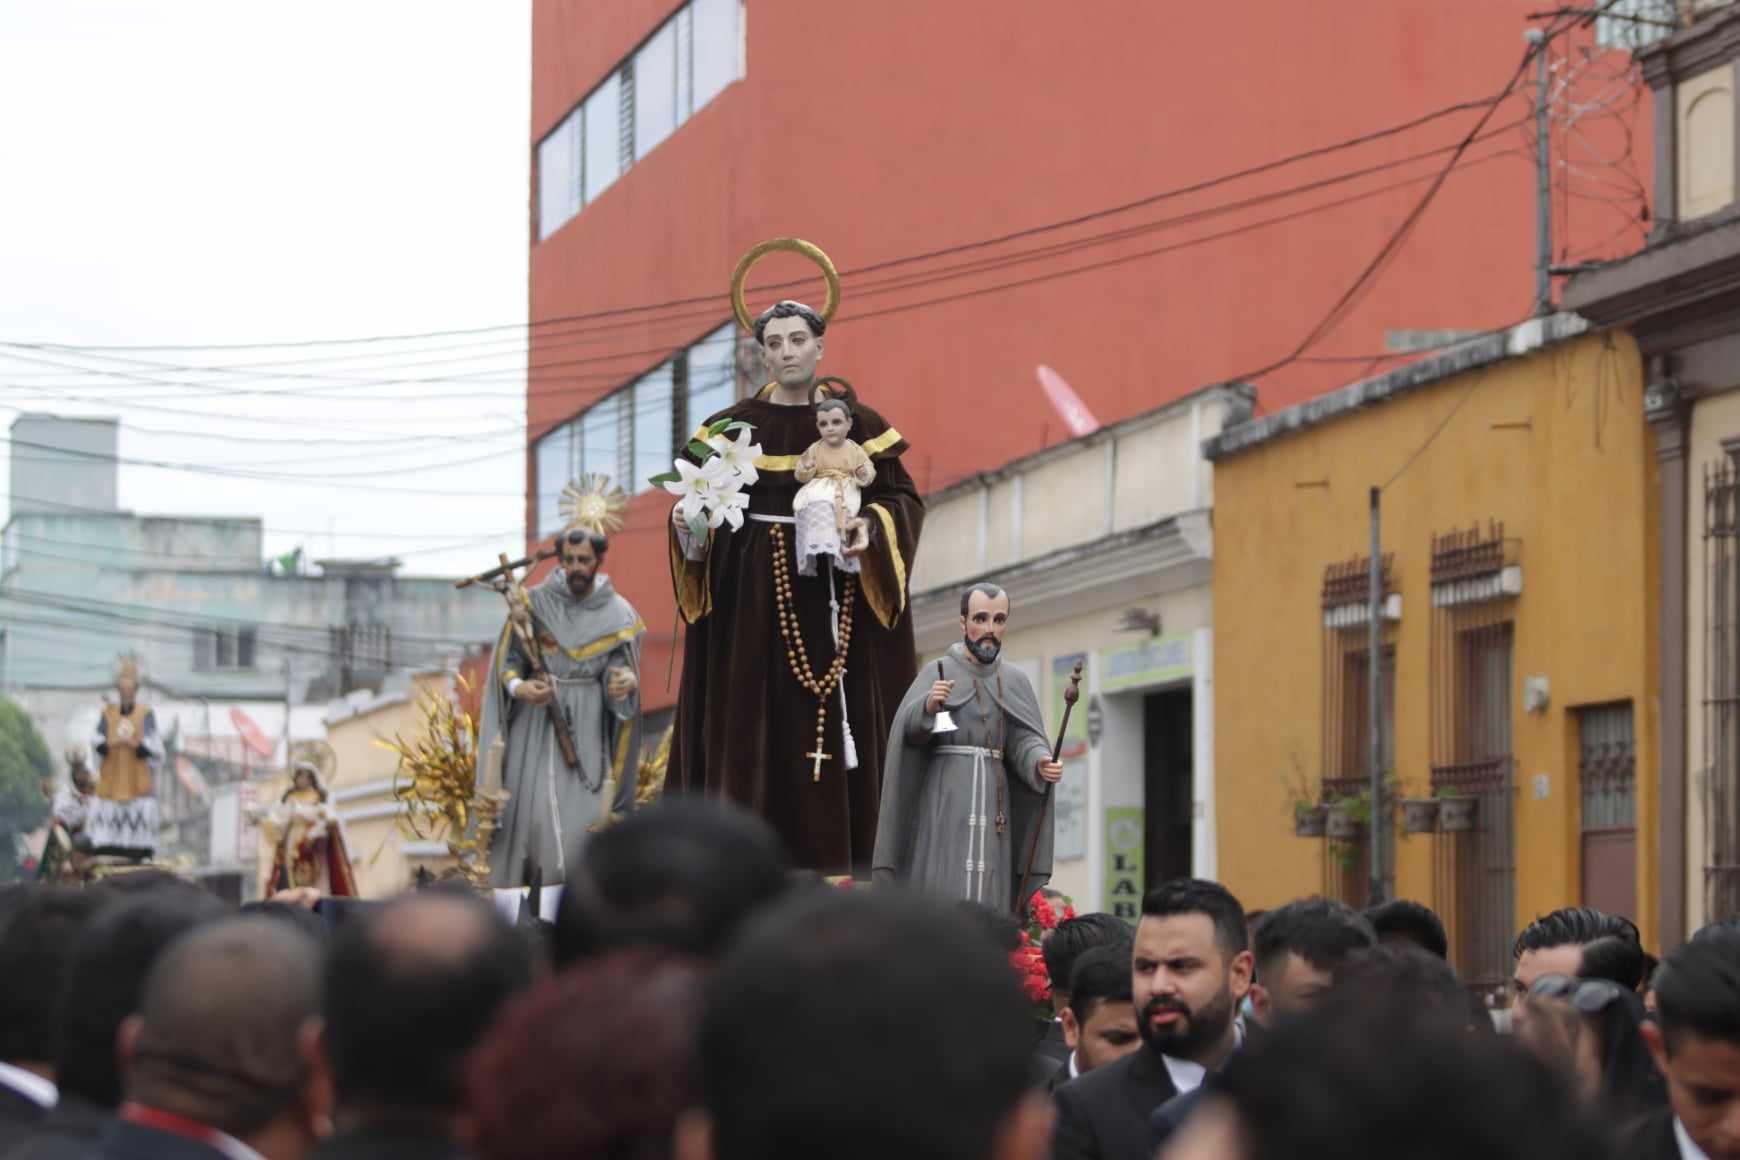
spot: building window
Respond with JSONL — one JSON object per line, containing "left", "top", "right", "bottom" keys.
{"left": 534, "top": 424, "right": 573, "bottom": 539}
{"left": 631, "top": 361, "right": 676, "bottom": 496}
{"left": 194, "top": 626, "right": 257, "bottom": 671}
{"left": 330, "top": 624, "right": 393, "bottom": 695}
{"left": 533, "top": 324, "right": 744, "bottom": 529}
{"left": 1318, "top": 555, "right": 1398, "bottom": 909}
{"left": 1428, "top": 521, "right": 1520, "bottom": 995}
{"left": 533, "top": 0, "right": 746, "bottom": 241}
{"left": 1704, "top": 454, "right": 1740, "bottom": 918}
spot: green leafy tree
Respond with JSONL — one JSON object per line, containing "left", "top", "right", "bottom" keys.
{"left": 0, "top": 695, "right": 52, "bottom": 880}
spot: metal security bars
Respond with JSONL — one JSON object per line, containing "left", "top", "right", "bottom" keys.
{"left": 1429, "top": 522, "right": 1519, "bottom": 993}
{"left": 1705, "top": 458, "right": 1740, "bottom": 920}
{"left": 1578, "top": 702, "right": 1637, "bottom": 919}
{"left": 1319, "top": 555, "right": 1397, "bottom": 908}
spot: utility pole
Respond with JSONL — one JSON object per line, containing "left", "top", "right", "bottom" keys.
{"left": 1368, "top": 487, "right": 1387, "bottom": 906}
{"left": 1527, "top": 27, "right": 1552, "bottom": 314}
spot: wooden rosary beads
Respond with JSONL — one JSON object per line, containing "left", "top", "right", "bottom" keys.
{"left": 769, "top": 523, "right": 855, "bottom": 781}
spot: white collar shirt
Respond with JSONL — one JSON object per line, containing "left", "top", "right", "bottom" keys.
{"left": 0, "top": 1063, "right": 56, "bottom": 1110}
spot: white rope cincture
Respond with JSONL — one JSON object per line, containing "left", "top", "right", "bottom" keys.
{"left": 938, "top": 744, "right": 1000, "bottom": 903}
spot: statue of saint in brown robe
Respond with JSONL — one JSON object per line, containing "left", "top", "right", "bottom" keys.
{"left": 669, "top": 378, "right": 923, "bottom": 875}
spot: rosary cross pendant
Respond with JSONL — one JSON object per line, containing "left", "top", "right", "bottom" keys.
{"left": 807, "top": 748, "right": 831, "bottom": 782}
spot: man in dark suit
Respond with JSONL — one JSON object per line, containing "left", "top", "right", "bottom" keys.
{"left": 97, "top": 916, "right": 325, "bottom": 1160}
{"left": 1148, "top": 897, "right": 1373, "bottom": 1151}
{"left": 1045, "top": 947, "right": 1141, "bottom": 1094}
{"left": 1034, "top": 915, "right": 1134, "bottom": 1086}
{"left": 0, "top": 887, "right": 111, "bottom": 1153}
{"left": 1051, "top": 879, "right": 1252, "bottom": 1160}
{"left": 1629, "top": 926, "right": 1740, "bottom": 1160}
{"left": 308, "top": 890, "right": 535, "bottom": 1159}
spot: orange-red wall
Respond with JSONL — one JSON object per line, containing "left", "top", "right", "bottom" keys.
{"left": 527, "top": 0, "right": 1650, "bottom": 709}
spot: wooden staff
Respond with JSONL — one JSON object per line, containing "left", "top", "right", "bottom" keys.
{"left": 1015, "top": 661, "right": 1082, "bottom": 919}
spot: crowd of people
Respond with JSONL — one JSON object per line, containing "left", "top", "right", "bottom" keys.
{"left": 1, "top": 796, "right": 1737, "bottom": 1160}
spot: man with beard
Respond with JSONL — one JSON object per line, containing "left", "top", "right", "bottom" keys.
{"left": 1051, "top": 878, "right": 1252, "bottom": 1160}
{"left": 873, "top": 583, "right": 1062, "bottom": 909}
{"left": 481, "top": 513, "right": 644, "bottom": 888}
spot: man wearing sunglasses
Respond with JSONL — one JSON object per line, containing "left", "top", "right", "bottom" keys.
{"left": 1628, "top": 928, "right": 1740, "bottom": 1159}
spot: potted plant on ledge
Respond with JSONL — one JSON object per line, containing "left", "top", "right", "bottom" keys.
{"left": 1435, "top": 785, "right": 1478, "bottom": 832}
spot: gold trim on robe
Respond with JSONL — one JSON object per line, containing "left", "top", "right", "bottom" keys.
{"left": 670, "top": 527, "right": 713, "bottom": 623}
{"left": 858, "top": 502, "right": 909, "bottom": 629}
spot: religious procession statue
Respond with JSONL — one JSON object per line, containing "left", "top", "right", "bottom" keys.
{"left": 86, "top": 655, "right": 163, "bottom": 858}
{"left": 37, "top": 747, "right": 97, "bottom": 883}
{"left": 471, "top": 477, "right": 644, "bottom": 886}
{"left": 253, "top": 760, "right": 358, "bottom": 896}
{"left": 665, "top": 238, "right": 924, "bottom": 875}
{"left": 874, "top": 583, "right": 1063, "bottom": 911}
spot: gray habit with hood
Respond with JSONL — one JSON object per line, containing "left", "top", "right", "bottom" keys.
{"left": 482, "top": 569, "right": 643, "bottom": 887}
{"left": 873, "top": 642, "right": 1053, "bottom": 911}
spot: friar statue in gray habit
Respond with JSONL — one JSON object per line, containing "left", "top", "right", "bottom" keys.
{"left": 873, "top": 583, "right": 1062, "bottom": 910}
{"left": 479, "top": 478, "right": 644, "bottom": 887}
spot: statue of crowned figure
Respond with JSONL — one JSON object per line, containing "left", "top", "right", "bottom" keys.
{"left": 87, "top": 655, "right": 162, "bottom": 859}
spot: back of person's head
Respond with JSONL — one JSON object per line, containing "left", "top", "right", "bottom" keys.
{"left": 957, "top": 900, "right": 1024, "bottom": 952}
{"left": 1043, "top": 913, "right": 1132, "bottom": 996}
{"left": 322, "top": 890, "right": 535, "bottom": 1115}
{"left": 1652, "top": 926, "right": 1740, "bottom": 1051}
{"left": 1332, "top": 944, "right": 1488, "bottom": 1032}
{"left": 468, "top": 950, "right": 703, "bottom": 1160}
{"left": 55, "top": 891, "right": 228, "bottom": 1106}
{"left": 0, "top": 886, "right": 111, "bottom": 1065}
{"left": 1066, "top": 944, "right": 1132, "bottom": 1023}
{"left": 1252, "top": 897, "right": 1376, "bottom": 979}
{"left": 1577, "top": 934, "right": 1649, "bottom": 991}
{"left": 1142, "top": 878, "right": 1247, "bottom": 956}
{"left": 89, "top": 868, "right": 211, "bottom": 901}
{"left": 555, "top": 797, "right": 791, "bottom": 966}
{"left": 238, "top": 899, "right": 327, "bottom": 944}
{"left": 1205, "top": 994, "right": 1613, "bottom": 1160}
{"left": 1514, "top": 907, "right": 1639, "bottom": 958}
{"left": 1364, "top": 898, "right": 1449, "bottom": 959}
{"left": 123, "top": 916, "right": 322, "bottom": 1139}
{"left": 690, "top": 889, "right": 1045, "bottom": 1160}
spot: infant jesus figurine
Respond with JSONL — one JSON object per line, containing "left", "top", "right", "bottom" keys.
{"left": 793, "top": 396, "right": 876, "bottom": 576}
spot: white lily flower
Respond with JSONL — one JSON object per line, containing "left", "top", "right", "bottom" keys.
{"left": 662, "top": 457, "right": 730, "bottom": 522}
{"left": 706, "top": 426, "right": 762, "bottom": 486}
{"left": 708, "top": 489, "right": 750, "bottom": 531}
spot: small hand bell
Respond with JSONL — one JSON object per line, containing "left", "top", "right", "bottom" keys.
{"left": 930, "top": 659, "right": 958, "bottom": 734}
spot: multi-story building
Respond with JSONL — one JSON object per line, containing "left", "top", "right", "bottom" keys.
{"left": 527, "top": 2, "right": 1655, "bottom": 885}
{"left": 1, "top": 413, "right": 502, "bottom": 888}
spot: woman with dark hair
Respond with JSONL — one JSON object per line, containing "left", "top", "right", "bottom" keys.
{"left": 466, "top": 950, "right": 702, "bottom": 1160}
{"left": 1576, "top": 934, "right": 1649, "bottom": 991}
{"left": 1517, "top": 973, "right": 1666, "bottom": 1128}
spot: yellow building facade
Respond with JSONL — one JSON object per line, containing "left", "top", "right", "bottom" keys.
{"left": 1207, "top": 317, "right": 1657, "bottom": 990}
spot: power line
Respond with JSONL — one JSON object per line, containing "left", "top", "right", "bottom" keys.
{"left": 9, "top": 88, "right": 1527, "bottom": 357}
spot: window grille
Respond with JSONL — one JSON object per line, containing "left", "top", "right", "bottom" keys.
{"left": 1704, "top": 457, "right": 1740, "bottom": 920}
{"left": 1429, "top": 522, "right": 1519, "bottom": 994}
{"left": 1319, "top": 555, "right": 1397, "bottom": 908}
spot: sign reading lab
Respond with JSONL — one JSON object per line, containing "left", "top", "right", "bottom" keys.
{"left": 1104, "top": 807, "right": 1145, "bottom": 922}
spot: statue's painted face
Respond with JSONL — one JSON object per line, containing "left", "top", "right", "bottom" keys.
{"left": 816, "top": 405, "right": 850, "bottom": 447}
{"left": 115, "top": 675, "right": 138, "bottom": 703}
{"left": 294, "top": 768, "right": 315, "bottom": 792}
{"left": 761, "top": 315, "right": 823, "bottom": 389}
{"left": 961, "top": 589, "right": 1010, "bottom": 663}
{"left": 72, "top": 766, "right": 94, "bottom": 794}
{"left": 561, "top": 535, "right": 601, "bottom": 597}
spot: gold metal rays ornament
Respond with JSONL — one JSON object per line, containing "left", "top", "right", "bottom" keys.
{"left": 730, "top": 237, "right": 841, "bottom": 332}
{"left": 559, "top": 473, "right": 629, "bottom": 537}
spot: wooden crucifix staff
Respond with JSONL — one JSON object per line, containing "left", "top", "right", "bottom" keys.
{"left": 1015, "top": 661, "right": 1082, "bottom": 919}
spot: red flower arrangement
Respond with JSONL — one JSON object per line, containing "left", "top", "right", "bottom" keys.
{"left": 1010, "top": 889, "right": 1077, "bottom": 1019}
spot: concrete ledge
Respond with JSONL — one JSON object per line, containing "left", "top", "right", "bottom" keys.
{"left": 1204, "top": 314, "right": 1589, "bottom": 462}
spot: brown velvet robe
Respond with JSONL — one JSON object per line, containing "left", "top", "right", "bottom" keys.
{"left": 669, "top": 383, "right": 923, "bottom": 874}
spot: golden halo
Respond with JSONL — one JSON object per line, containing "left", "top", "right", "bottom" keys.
{"left": 730, "top": 237, "right": 840, "bottom": 332}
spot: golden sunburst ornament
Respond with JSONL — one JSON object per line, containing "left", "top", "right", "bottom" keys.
{"left": 559, "top": 474, "right": 629, "bottom": 537}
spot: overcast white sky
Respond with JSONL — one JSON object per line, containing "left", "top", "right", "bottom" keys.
{"left": 0, "top": 1, "right": 531, "bottom": 578}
